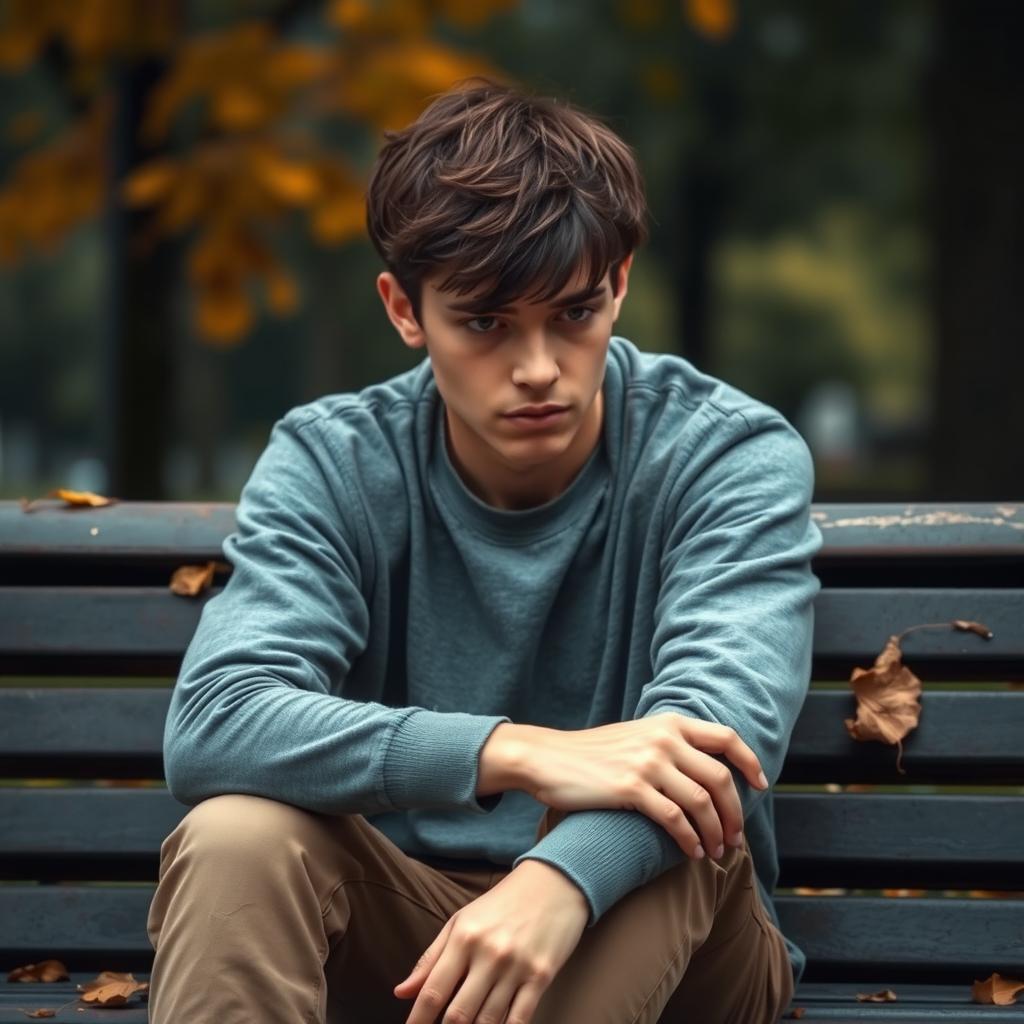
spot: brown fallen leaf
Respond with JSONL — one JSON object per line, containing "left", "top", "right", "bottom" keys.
{"left": 76, "top": 970, "right": 149, "bottom": 1006}
{"left": 844, "top": 619, "right": 993, "bottom": 774}
{"left": 785, "top": 1009, "right": 806, "bottom": 1019}
{"left": 855, "top": 988, "right": 898, "bottom": 1002}
{"left": 20, "top": 488, "right": 119, "bottom": 512}
{"left": 18, "top": 1009, "right": 56, "bottom": 1018}
{"left": 170, "top": 560, "right": 229, "bottom": 596}
{"left": 844, "top": 636, "right": 922, "bottom": 774}
{"left": 6, "top": 960, "right": 69, "bottom": 983}
{"left": 972, "top": 972, "right": 1024, "bottom": 1005}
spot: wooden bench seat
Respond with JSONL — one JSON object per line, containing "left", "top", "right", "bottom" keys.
{"left": 1, "top": 500, "right": 1022, "bottom": 1022}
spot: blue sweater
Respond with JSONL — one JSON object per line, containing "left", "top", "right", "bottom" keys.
{"left": 164, "top": 335, "right": 822, "bottom": 987}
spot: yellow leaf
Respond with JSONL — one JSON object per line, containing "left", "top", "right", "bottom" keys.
{"left": 265, "top": 267, "right": 299, "bottom": 315}
{"left": 196, "top": 283, "right": 253, "bottom": 344}
{"left": 437, "top": 0, "right": 517, "bottom": 29}
{"left": 328, "top": 0, "right": 373, "bottom": 30}
{"left": 684, "top": 0, "right": 736, "bottom": 39}
{"left": 169, "top": 562, "right": 217, "bottom": 597}
{"left": 212, "top": 86, "right": 270, "bottom": 131}
{"left": 122, "top": 159, "right": 179, "bottom": 207}
{"left": 49, "top": 488, "right": 116, "bottom": 507}
{"left": 254, "top": 151, "right": 321, "bottom": 205}
{"left": 0, "top": 30, "right": 41, "bottom": 72}
{"left": 311, "top": 193, "right": 365, "bottom": 244}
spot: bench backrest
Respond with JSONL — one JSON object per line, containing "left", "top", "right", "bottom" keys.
{"left": 1, "top": 500, "right": 1022, "bottom": 982}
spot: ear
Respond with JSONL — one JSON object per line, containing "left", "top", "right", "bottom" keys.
{"left": 376, "top": 272, "right": 426, "bottom": 350}
{"left": 610, "top": 252, "right": 634, "bottom": 322}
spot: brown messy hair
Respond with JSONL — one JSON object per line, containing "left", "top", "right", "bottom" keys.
{"left": 365, "top": 78, "right": 649, "bottom": 324}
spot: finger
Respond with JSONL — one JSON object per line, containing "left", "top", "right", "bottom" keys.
{"left": 394, "top": 919, "right": 451, "bottom": 998}
{"left": 404, "top": 947, "right": 467, "bottom": 1024}
{"left": 672, "top": 747, "right": 745, "bottom": 856}
{"left": 505, "top": 973, "right": 550, "bottom": 1024}
{"left": 678, "top": 719, "right": 767, "bottom": 791}
{"left": 438, "top": 957, "right": 503, "bottom": 1024}
{"left": 635, "top": 785, "right": 703, "bottom": 858}
{"left": 473, "top": 973, "right": 520, "bottom": 1024}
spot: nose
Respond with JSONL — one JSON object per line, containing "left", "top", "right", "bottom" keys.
{"left": 511, "top": 331, "right": 561, "bottom": 390}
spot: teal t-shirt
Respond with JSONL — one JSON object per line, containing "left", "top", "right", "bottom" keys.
{"left": 164, "top": 335, "right": 822, "bottom": 987}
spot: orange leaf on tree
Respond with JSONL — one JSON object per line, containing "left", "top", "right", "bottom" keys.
{"left": 265, "top": 267, "right": 299, "bottom": 315}
{"left": 122, "top": 158, "right": 180, "bottom": 207}
{"left": 196, "top": 281, "right": 253, "bottom": 344}
{"left": 684, "top": 0, "right": 736, "bottom": 40}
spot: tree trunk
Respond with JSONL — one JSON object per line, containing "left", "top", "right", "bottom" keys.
{"left": 100, "top": 58, "right": 178, "bottom": 500}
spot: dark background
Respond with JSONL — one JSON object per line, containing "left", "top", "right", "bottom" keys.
{"left": 1, "top": 0, "right": 1020, "bottom": 503}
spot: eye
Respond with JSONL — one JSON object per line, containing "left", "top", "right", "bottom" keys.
{"left": 561, "top": 306, "right": 596, "bottom": 323}
{"left": 464, "top": 315, "right": 501, "bottom": 334}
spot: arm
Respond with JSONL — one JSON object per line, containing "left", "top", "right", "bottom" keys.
{"left": 504, "top": 411, "right": 822, "bottom": 925}
{"left": 163, "top": 410, "right": 510, "bottom": 814}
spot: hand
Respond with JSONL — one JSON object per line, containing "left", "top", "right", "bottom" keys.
{"left": 393, "top": 859, "right": 589, "bottom": 1024}
{"left": 484, "top": 713, "right": 768, "bottom": 862}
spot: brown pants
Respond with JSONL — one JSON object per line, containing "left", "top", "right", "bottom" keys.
{"left": 146, "top": 794, "right": 794, "bottom": 1023}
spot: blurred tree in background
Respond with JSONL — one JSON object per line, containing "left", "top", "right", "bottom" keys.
{"left": 0, "top": 0, "right": 1020, "bottom": 502}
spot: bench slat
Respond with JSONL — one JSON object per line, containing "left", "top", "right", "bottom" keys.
{"left": 775, "top": 895, "right": 1024, "bottom": 980}
{"left": 3, "top": 501, "right": 1021, "bottom": 560}
{"left": 2, "top": 689, "right": 1022, "bottom": 781}
{"left": 1, "top": 587, "right": 1022, "bottom": 679}
{"left": 0, "top": 501, "right": 237, "bottom": 560}
{"left": 1, "top": 885, "right": 1018, "bottom": 983}
{"left": 1, "top": 789, "right": 1022, "bottom": 892}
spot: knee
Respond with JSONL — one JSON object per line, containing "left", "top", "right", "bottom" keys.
{"left": 165, "top": 793, "right": 315, "bottom": 865}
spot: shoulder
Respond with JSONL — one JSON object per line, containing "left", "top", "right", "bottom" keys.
{"left": 279, "top": 357, "right": 432, "bottom": 447}
{"left": 607, "top": 336, "right": 814, "bottom": 495}
{"left": 608, "top": 335, "right": 781, "bottom": 429}
{"left": 255, "top": 357, "right": 434, "bottom": 530}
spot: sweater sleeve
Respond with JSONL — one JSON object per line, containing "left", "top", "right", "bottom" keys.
{"left": 511, "top": 411, "right": 822, "bottom": 925}
{"left": 163, "top": 410, "right": 510, "bottom": 814}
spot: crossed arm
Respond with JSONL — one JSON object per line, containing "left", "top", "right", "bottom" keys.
{"left": 392, "top": 714, "right": 769, "bottom": 1024}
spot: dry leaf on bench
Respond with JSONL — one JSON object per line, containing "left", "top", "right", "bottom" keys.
{"left": 855, "top": 989, "right": 898, "bottom": 1002}
{"left": 170, "top": 560, "right": 229, "bottom": 596}
{"left": 972, "top": 972, "right": 1024, "bottom": 1005}
{"left": 844, "top": 620, "right": 993, "bottom": 774}
{"left": 6, "top": 960, "right": 69, "bottom": 983}
{"left": 844, "top": 636, "right": 922, "bottom": 774}
{"left": 76, "top": 970, "right": 149, "bottom": 1006}
{"left": 20, "top": 489, "right": 119, "bottom": 512}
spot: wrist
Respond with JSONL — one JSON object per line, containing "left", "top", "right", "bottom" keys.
{"left": 514, "top": 858, "right": 590, "bottom": 915}
{"left": 477, "top": 722, "right": 548, "bottom": 797}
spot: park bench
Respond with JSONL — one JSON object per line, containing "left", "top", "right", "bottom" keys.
{"left": 0, "top": 498, "right": 1022, "bottom": 1022}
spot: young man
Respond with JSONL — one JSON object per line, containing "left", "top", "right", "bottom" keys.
{"left": 147, "top": 80, "right": 821, "bottom": 1024}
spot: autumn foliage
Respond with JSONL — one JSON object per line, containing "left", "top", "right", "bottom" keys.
{"left": 0, "top": 0, "right": 743, "bottom": 348}
{"left": 0, "top": 0, "right": 514, "bottom": 344}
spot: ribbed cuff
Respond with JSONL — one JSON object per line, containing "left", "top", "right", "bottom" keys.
{"left": 511, "top": 808, "right": 682, "bottom": 926}
{"left": 383, "top": 709, "right": 511, "bottom": 813}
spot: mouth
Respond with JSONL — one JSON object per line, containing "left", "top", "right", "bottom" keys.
{"left": 502, "top": 406, "right": 570, "bottom": 430}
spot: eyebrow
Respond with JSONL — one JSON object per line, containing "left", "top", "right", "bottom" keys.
{"left": 443, "top": 284, "right": 607, "bottom": 315}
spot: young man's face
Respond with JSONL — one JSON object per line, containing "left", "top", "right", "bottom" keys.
{"left": 377, "top": 254, "right": 632, "bottom": 510}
